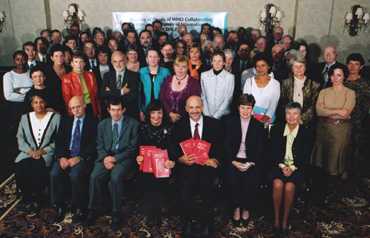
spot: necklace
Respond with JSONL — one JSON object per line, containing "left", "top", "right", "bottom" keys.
{"left": 175, "top": 75, "right": 187, "bottom": 85}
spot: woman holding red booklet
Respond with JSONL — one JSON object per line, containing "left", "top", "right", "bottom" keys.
{"left": 224, "top": 94, "right": 266, "bottom": 227}
{"left": 135, "top": 100, "right": 175, "bottom": 227}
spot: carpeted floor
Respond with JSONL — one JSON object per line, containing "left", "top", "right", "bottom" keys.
{"left": 0, "top": 174, "right": 369, "bottom": 238}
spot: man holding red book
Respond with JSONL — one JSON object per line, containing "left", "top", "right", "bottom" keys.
{"left": 170, "top": 96, "right": 223, "bottom": 237}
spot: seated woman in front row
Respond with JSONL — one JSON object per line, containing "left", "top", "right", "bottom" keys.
{"left": 270, "top": 102, "right": 311, "bottom": 237}
{"left": 224, "top": 94, "right": 266, "bottom": 226}
{"left": 136, "top": 100, "right": 175, "bottom": 226}
{"left": 15, "top": 93, "right": 60, "bottom": 213}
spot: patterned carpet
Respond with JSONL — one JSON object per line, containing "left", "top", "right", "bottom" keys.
{"left": 0, "top": 174, "right": 369, "bottom": 238}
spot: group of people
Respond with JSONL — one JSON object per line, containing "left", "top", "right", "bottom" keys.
{"left": 2, "top": 20, "right": 370, "bottom": 238}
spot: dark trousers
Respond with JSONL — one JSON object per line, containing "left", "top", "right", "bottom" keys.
{"left": 139, "top": 173, "right": 169, "bottom": 218}
{"left": 227, "top": 163, "right": 258, "bottom": 210}
{"left": 50, "top": 160, "right": 88, "bottom": 209}
{"left": 15, "top": 158, "right": 48, "bottom": 203}
{"left": 178, "top": 165, "right": 218, "bottom": 223}
{"left": 88, "top": 159, "right": 133, "bottom": 213}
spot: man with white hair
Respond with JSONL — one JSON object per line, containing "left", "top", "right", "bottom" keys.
{"left": 316, "top": 45, "right": 345, "bottom": 88}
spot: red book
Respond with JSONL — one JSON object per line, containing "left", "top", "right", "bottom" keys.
{"left": 180, "top": 139, "right": 211, "bottom": 165}
{"left": 180, "top": 139, "right": 196, "bottom": 156}
{"left": 151, "top": 149, "right": 171, "bottom": 178}
{"left": 139, "top": 146, "right": 156, "bottom": 173}
{"left": 193, "top": 140, "right": 211, "bottom": 165}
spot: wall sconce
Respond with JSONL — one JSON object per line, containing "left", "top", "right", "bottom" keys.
{"left": 259, "top": 3, "right": 283, "bottom": 35}
{"left": 344, "top": 5, "right": 369, "bottom": 36}
{"left": 62, "top": 3, "right": 86, "bottom": 30}
{"left": 0, "top": 11, "right": 6, "bottom": 33}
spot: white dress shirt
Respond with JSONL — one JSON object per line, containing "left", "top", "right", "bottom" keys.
{"left": 190, "top": 116, "right": 203, "bottom": 139}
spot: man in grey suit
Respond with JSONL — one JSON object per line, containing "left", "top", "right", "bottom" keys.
{"left": 85, "top": 96, "right": 139, "bottom": 231}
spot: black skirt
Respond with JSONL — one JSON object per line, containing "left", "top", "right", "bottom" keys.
{"left": 270, "top": 167, "right": 303, "bottom": 185}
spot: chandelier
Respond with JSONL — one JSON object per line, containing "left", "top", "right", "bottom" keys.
{"left": 259, "top": 3, "right": 283, "bottom": 35}
{"left": 62, "top": 3, "right": 86, "bottom": 30}
{"left": 344, "top": 5, "right": 369, "bottom": 36}
{"left": 0, "top": 11, "right": 6, "bottom": 33}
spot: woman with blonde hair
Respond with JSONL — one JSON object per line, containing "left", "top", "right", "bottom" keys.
{"left": 160, "top": 55, "right": 201, "bottom": 123}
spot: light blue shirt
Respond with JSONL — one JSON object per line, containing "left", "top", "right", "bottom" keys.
{"left": 69, "top": 116, "right": 85, "bottom": 149}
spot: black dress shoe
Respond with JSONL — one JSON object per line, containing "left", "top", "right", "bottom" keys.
{"left": 273, "top": 226, "right": 282, "bottom": 238}
{"left": 54, "top": 207, "right": 66, "bottom": 223}
{"left": 111, "top": 213, "right": 122, "bottom": 231}
{"left": 281, "top": 227, "right": 289, "bottom": 237}
{"left": 84, "top": 210, "right": 97, "bottom": 226}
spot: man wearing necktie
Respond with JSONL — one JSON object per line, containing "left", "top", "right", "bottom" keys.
{"left": 23, "top": 41, "right": 44, "bottom": 70}
{"left": 101, "top": 50, "right": 140, "bottom": 119}
{"left": 316, "top": 45, "right": 345, "bottom": 88}
{"left": 170, "top": 96, "right": 223, "bottom": 237}
{"left": 51, "top": 96, "right": 98, "bottom": 223}
{"left": 86, "top": 96, "right": 139, "bottom": 231}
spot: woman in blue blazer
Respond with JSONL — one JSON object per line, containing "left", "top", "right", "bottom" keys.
{"left": 139, "top": 48, "right": 170, "bottom": 121}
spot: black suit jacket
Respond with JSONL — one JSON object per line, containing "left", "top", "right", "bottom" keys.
{"left": 313, "top": 61, "right": 345, "bottom": 88}
{"left": 101, "top": 69, "right": 140, "bottom": 119}
{"left": 223, "top": 116, "right": 266, "bottom": 165}
{"left": 55, "top": 115, "right": 98, "bottom": 161}
{"left": 170, "top": 115, "right": 223, "bottom": 164}
{"left": 270, "top": 123, "right": 311, "bottom": 171}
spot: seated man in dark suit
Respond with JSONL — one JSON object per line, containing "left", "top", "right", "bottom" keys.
{"left": 86, "top": 96, "right": 139, "bottom": 231}
{"left": 170, "top": 96, "right": 223, "bottom": 237}
{"left": 51, "top": 96, "right": 98, "bottom": 223}
{"left": 101, "top": 50, "right": 140, "bottom": 119}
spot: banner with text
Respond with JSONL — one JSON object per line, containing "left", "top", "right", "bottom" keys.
{"left": 112, "top": 12, "right": 228, "bottom": 34}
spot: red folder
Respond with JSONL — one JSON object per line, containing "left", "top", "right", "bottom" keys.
{"left": 180, "top": 139, "right": 211, "bottom": 165}
{"left": 180, "top": 139, "right": 195, "bottom": 156}
{"left": 193, "top": 140, "right": 211, "bottom": 165}
{"left": 151, "top": 149, "right": 171, "bottom": 178}
{"left": 139, "top": 146, "right": 156, "bottom": 173}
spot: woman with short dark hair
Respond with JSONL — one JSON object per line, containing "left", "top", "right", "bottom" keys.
{"left": 15, "top": 93, "right": 60, "bottom": 213}
{"left": 24, "top": 66, "right": 62, "bottom": 113}
{"left": 312, "top": 64, "right": 355, "bottom": 182}
{"left": 136, "top": 100, "right": 175, "bottom": 226}
{"left": 3, "top": 50, "right": 33, "bottom": 134}
{"left": 201, "top": 50, "right": 235, "bottom": 119}
{"left": 243, "top": 53, "right": 280, "bottom": 125}
{"left": 224, "top": 94, "right": 265, "bottom": 227}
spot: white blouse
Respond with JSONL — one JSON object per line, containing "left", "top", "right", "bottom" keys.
{"left": 243, "top": 74, "right": 280, "bottom": 122}
{"left": 29, "top": 111, "right": 53, "bottom": 147}
{"left": 3, "top": 70, "right": 33, "bottom": 102}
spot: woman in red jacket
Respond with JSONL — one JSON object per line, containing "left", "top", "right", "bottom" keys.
{"left": 62, "top": 52, "right": 100, "bottom": 117}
